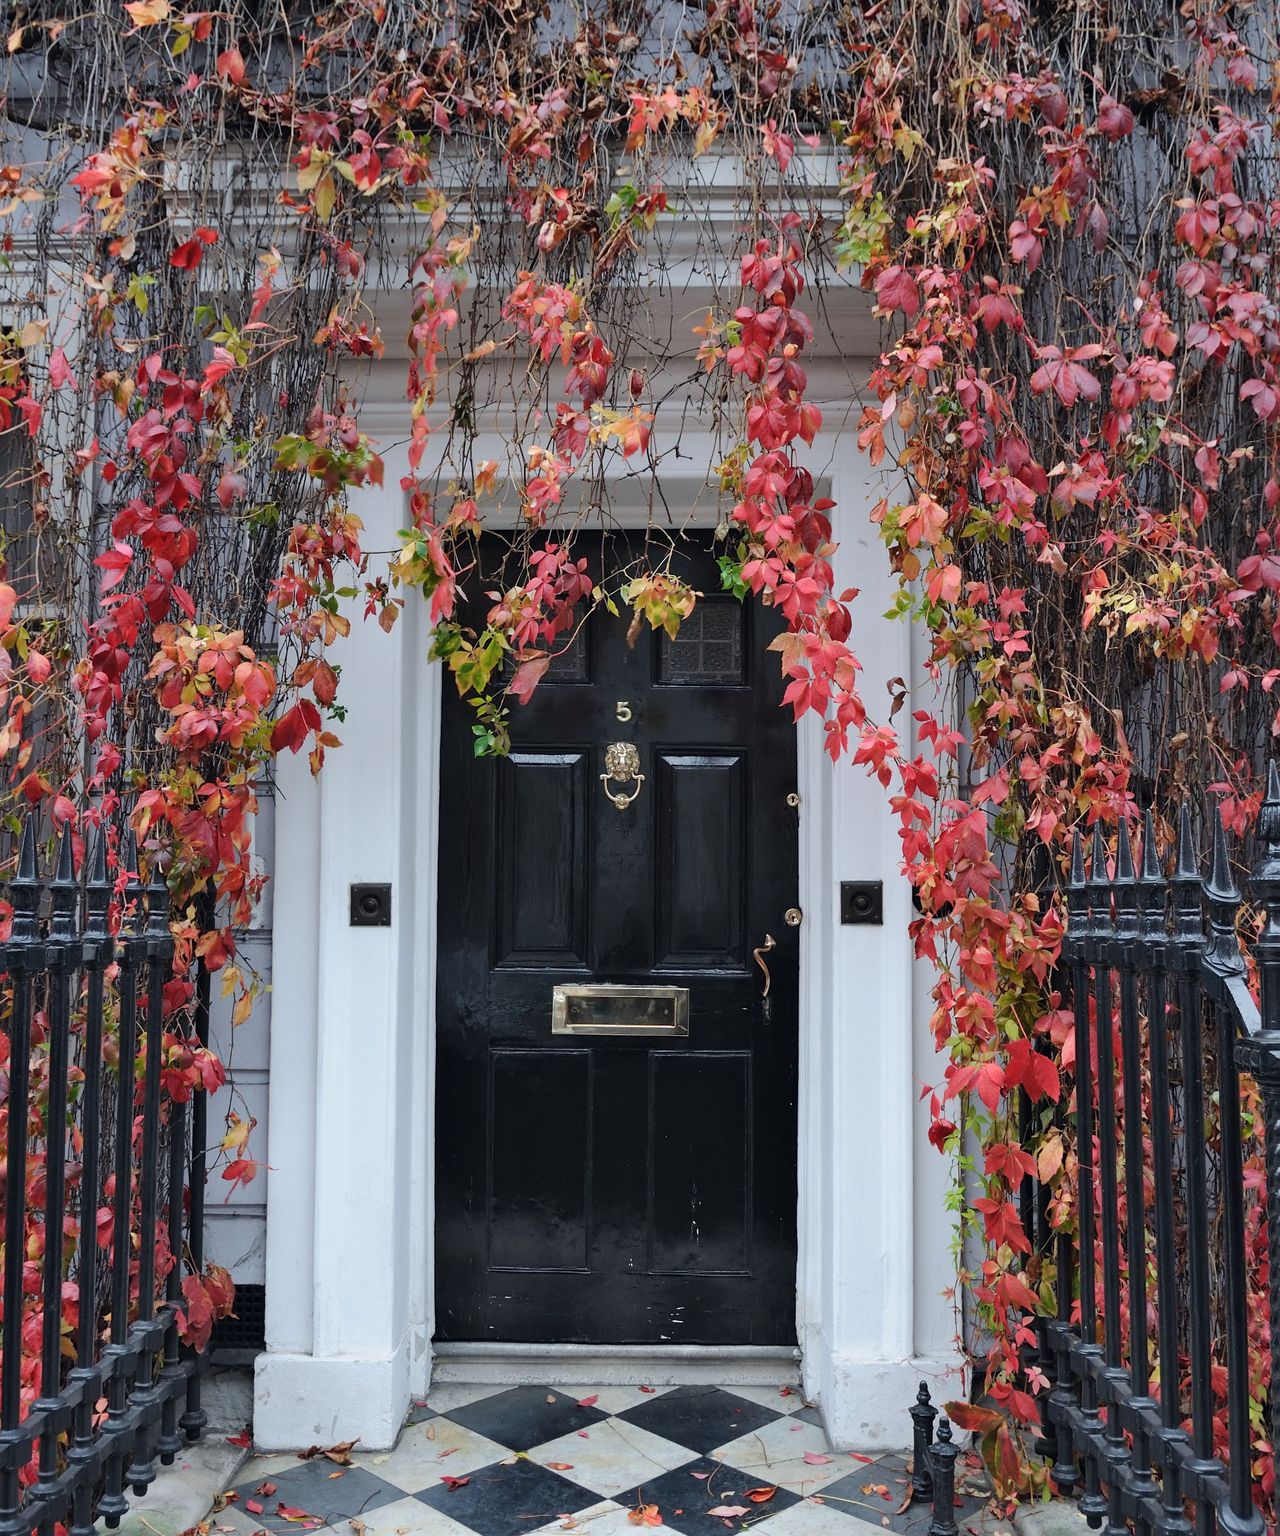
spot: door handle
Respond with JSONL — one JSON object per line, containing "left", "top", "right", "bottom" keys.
{"left": 752, "top": 933, "right": 776, "bottom": 998}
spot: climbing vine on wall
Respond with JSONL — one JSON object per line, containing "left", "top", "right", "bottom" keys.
{"left": 0, "top": 0, "right": 1278, "bottom": 1508}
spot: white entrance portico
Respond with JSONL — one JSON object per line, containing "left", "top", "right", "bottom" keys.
{"left": 250, "top": 343, "right": 961, "bottom": 1448}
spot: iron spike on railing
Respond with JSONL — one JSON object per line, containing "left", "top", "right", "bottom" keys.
{"left": 909, "top": 1382, "right": 937, "bottom": 1500}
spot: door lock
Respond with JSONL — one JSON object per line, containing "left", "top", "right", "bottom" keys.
{"left": 784, "top": 907, "right": 803, "bottom": 927}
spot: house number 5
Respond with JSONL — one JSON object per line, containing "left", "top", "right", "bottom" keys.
{"left": 615, "top": 700, "right": 632, "bottom": 722}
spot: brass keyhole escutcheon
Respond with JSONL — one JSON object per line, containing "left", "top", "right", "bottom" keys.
{"left": 784, "top": 907, "right": 803, "bottom": 927}
{"left": 600, "top": 741, "right": 645, "bottom": 810}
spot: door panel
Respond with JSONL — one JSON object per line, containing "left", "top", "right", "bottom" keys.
{"left": 655, "top": 752, "right": 746, "bottom": 967}
{"left": 435, "top": 531, "right": 799, "bottom": 1344}
{"left": 495, "top": 753, "right": 589, "bottom": 967}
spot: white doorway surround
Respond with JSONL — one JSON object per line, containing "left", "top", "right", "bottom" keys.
{"left": 253, "top": 361, "right": 964, "bottom": 1451}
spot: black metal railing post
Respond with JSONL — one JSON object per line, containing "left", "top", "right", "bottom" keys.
{"left": 926, "top": 1419, "right": 959, "bottom": 1536}
{"left": 1238, "top": 765, "right": 1280, "bottom": 1518}
{"left": 1088, "top": 825, "right": 1130, "bottom": 1536}
{"left": 30, "top": 829, "right": 78, "bottom": 1533}
{"left": 1201, "top": 817, "right": 1266, "bottom": 1536}
{"left": 66, "top": 829, "right": 112, "bottom": 1536}
{"left": 909, "top": 1382, "right": 937, "bottom": 1500}
{"left": 1170, "top": 808, "right": 1220, "bottom": 1536}
{"left": 1112, "top": 822, "right": 1158, "bottom": 1529}
{"left": 1137, "top": 813, "right": 1191, "bottom": 1536}
{"left": 1066, "top": 830, "right": 1106, "bottom": 1525}
{"left": 98, "top": 836, "right": 147, "bottom": 1526}
{"left": 0, "top": 823, "right": 43, "bottom": 1536}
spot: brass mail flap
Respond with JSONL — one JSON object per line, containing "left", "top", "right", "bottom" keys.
{"left": 552, "top": 984, "right": 690, "bottom": 1036}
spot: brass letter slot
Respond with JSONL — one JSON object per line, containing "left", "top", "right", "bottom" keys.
{"left": 552, "top": 984, "right": 690, "bottom": 1037}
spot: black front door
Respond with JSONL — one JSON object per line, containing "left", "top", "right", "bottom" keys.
{"left": 435, "top": 531, "right": 799, "bottom": 1344}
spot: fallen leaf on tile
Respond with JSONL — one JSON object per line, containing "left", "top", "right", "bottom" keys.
{"left": 245, "top": 1501, "right": 264, "bottom": 1516}
{"left": 894, "top": 1487, "right": 915, "bottom": 1515}
{"left": 371, "top": 1454, "right": 390, "bottom": 1465}
{"left": 778, "top": 1386, "right": 794, "bottom": 1398}
{"left": 578, "top": 1395, "right": 599, "bottom": 1408}
{"left": 802, "top": 1451, "right": 831, "bottom": 1465}
{"left": 501, "top": 1456, "right": 519, "bottom": 1467}
{"left": 214, "top": 1493, "right": 238, "bottom": 1509}
{"left": 690, "top": 1472, "right": 711, "bottom": 1481}
{"left": 227, "top": 1431, "right": 251, "bottom": 1449}
{"left": 425, "top": 1423, "right": 436, "bottom": 1439}
{"left": 577, "top": 1431, "right": 590, "bottom": 1438}
{"left": 547, "top": 1463, "right": 574, "bottom": 1471}
{"left": 441, "top": 1476, "right": 470, "bottom": 1491}
{"left": 639, "top": 1385, "right": 656, "bottom": 1394}
{"left": 861, "top": 1484, "right": 890, "bottom": 1500}
{"left": 744, "top": 1489, "right": 776, "bottom": 1504}
{"left": 257, "top": 1483, "right": 278, "bottom": 1497}
{"left": 276, "top": 1504, "right": 314, "bottom": 1522}
{"left": 849, "top": 1454, "right": 875, "bottom": 1464}
{"left": 627, "top": 1504, "right": 662, "bottom": 1526}
{"left": 328, "top": 1471, "right": 346, "bottom": 1479}
{"left": 548, "top": 1395, "right": 558, "bottom": 1404}
{"left": 300, "top": 1441, "right": 357, "bottom": 1466}
{"left": 707, "top": 1507, "right": 749, "bottom": 1518}
{"left": 436, "top": 1447, "right": 458, "bottom": 1459}
{"left": 349, "top": 1520, "right": 366, "bottom": 1536}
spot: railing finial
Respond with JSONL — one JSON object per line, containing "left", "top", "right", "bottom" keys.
{"left": 10, "top": 816, "right": 41, "bottom": 942}
{"left": 49, "top": 822, "right": 77, "bottom": 939}
{"left": 1207, "top": 805, "right": 1240, "bottom": 904}
{"left": 1176, "top": 803, "right": 1199, "bottom": 882}
{"left": 1115, "top": 816, "right": 1135, "bottom": 884}
{"left": 1139, "top": 808, "right": 1162, "bottom": 883}
{"left": 1088, "top": 821, "right": 1108, "bottom": 886}
{"left": 1069, "top": 827, "right": 1085, "bottom": 888}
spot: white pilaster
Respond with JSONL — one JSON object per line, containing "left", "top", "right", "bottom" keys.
{"left": 255, "top": 430, "right": 436, "bottom": 1450}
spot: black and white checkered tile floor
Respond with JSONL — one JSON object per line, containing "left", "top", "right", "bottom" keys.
{"left": 218, "top": 1385, "right": 990, "bottom": 1536}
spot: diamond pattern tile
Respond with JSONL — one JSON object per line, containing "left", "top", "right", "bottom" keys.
{"left": 710, "top": 1415, "right": 853, "bottom": 1495}
{"left": 445, "top": 1387, "right": 609, "bottom": 1452}
{"left": 229, "top": 1382, "right": 963, "bottom": 1536}
{"left": 415, "top": 1455, "right": 600, "bottom": 1536}
{"left": 614, "top": 1386, "right": 784, "bottom": 1456}
{"left": 612, "top": 1455, "right": 803, "bottom": 1536}
{"left": 525, "top": 1417, "right": 698, "bottom": 1498}
{"left": 229, "top": 1457, "right": 403, "bottom": 1531}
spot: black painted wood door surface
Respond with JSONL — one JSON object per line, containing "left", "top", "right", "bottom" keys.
{"left": 435, "top": 532, "right": 799, "bottom": 1344}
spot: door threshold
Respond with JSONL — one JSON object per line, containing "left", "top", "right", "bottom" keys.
{"left": 431, "top": 1342, "right": 802, "bottom": 1387}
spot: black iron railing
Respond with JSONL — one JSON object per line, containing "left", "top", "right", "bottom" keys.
{"left": 0, "top": 819, "right": 208, "bottom": 1536}
{"left": 912, "top": 773, "right": 1280, "bottom": 1534}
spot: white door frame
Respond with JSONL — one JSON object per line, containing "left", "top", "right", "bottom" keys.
{"left": 252, "top": 388, "right": 962, "bottom": 1452}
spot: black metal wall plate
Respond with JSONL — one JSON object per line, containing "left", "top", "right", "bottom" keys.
{"left": 840, "top": 880, "right": 883, "bottom": 925}
{"left": 350, "top": 882, "right": 392, "bottom": 927}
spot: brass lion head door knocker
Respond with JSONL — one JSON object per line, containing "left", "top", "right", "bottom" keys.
{"left": 600, "top": 741, "right": 644, "bottom": 810}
